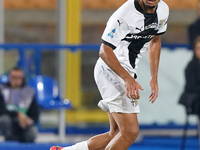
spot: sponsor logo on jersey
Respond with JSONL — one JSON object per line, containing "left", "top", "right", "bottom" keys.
{"left": 108, "top": 28, "right": 116, "bottom": 38}
{"left": 135, "top": 23, "right": 158, "bottom": 33}
{"left": 117, "top": 20, "right": 123, "bottom": 26}
{"left": 136, "top": 26, "right": 143, "bottom": 32}
{"left": 144, "top": 22, "right": 158, "bottom": 30}
{"left": 125, "top": 34, "right": 154, "bottom": 40}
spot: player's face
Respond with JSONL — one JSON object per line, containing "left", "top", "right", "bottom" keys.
{"left": 141, "top": 0, "right": 160, "bottom": 9}
{"left": 9, "top": 70, "right": 24, "bottom": 89}
{"left": 195, "top": 41, "right": 200, "bottom": 60}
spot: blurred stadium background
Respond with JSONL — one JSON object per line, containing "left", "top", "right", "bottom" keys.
{"left": 0, "top": 0, "right": 199, "bottom": 149}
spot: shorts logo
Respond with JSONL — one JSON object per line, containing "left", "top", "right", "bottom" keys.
{"left": 130, "top": 99, "right": 138, "bottom": 107}
{"left": 108, "top": 28, "right": 116, "bottom": 38}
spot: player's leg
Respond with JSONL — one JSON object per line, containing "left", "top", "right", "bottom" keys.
{"left": 87, "top": 111, "right": 119, "bottom": 150}
{"left": 50, "top": 112, "right": 119, "bottom": 150}
{"left": 105, "top": 113, "right": 139, "bottom": 150}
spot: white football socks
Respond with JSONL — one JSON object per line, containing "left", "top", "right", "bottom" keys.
{"left": 62, "top": 141, "right": 89, "bottom": 150}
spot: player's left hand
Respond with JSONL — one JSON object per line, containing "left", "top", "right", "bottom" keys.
{"left": 149, "top": 77, "right": 158, "bottom": 103}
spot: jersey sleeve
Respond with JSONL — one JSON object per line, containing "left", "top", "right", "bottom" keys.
{"left": 156, "top": 19, "right": 168, "bottom": 35}
{"left": 101, "top": 16, "right": 131, "bottom": 49}
{"left": 156, "top": 2, "right": 169, "bottom": 35}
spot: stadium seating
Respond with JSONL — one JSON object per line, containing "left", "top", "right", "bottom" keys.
{"left": 0, "top": 75, "right": 9, "bottom": 84}
{"left": 28, "top": 75, "right": 72, "bottom": 142}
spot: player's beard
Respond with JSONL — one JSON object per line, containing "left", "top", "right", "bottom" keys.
{"left": 144, "top": 3, "right": 156, "bottom": 9}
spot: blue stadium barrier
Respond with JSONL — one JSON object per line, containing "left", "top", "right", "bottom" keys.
{"left": 0, "top": 43, "right": 101, "bottom": 76}
{"left": 0, "top": 43, "right": 191, "bottom": 76}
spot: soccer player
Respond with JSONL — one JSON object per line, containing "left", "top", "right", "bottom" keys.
{"left": 51, "top": 0, "right": 169, "bottom": 149}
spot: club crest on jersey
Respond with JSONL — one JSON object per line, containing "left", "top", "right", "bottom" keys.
{"left": 159, "top": 20, "right": 164, "bottom": 28}
{"left": 108, "top": 28, "right": 116, "bottom": 38}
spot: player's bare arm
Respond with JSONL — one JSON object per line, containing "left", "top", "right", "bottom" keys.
{"left": 99, "top": 43, "right": 144, "bottom": 99}
{"left": 148, "top": 35, "right": 161, "bottom": 103}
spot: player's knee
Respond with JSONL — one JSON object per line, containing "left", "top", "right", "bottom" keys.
{"left": 132, "top": 127, "right": 140, "bottom": 137}
{"left": 122, "top": 127, "right": 139, "bottom": 143}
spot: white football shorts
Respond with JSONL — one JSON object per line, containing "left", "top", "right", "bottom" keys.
{"left": 94, "top": 59, "right": 140, "bottom": 114}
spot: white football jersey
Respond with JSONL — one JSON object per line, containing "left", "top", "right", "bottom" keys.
{"left": 99, "top": 0, "right": 169, "bottom": 78}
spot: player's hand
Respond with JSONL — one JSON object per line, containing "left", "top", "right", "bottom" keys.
{"left": 124, "top": 76, "right": 144, "bottom": 99}
{"left": 149, "top": 77, "right": 158, "bottom": 103}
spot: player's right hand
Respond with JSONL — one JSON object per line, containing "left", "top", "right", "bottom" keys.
{"left": 124, "top": 76, "right": 144, "bottom": 99}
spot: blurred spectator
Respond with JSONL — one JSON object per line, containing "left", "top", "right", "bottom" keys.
{"left": 179, "top": 36, "right": 200, "bottom": 115}
{"left": 0, "top": 67, "right": 39, "bottom": 142}
{"left": 188, "top": 1, "right": 200, "bottom": 49}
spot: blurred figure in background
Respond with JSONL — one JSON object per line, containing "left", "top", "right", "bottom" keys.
{"left": 0, "top": 67, "right": 39, "bottom": 142}
{"left": 179, "top": 36, "right": 200, "bottom": 149}
{"left": 188, "top": 1, "right": 200, "bottom": 48}
{"left": 179, "top": 36, "right": 200, "bottom": 122}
